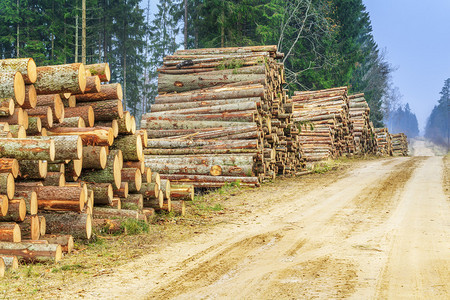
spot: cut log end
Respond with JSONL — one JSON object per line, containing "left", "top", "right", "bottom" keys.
{"left": 6, "top": 173, "right": 15, "bottom": 200}
{"left": 7, "top": 98, "right": 14, "bottom": 115}
{"left": 76, "top": 136, "right": 83, "bottom": 160}
{"left": 49, "top": 139, "right": 56, "bottom": 161}
{"left": 113, "top": 155, "right": 121, "bottom": 189}
{"left": 27, "top": 58, "right": 37, "bottom": 83}
{"left": 14, "top": 72, "right": 25, "bottom": 106}
{"left": 39, "top": 160, "right": 48, "bottom": 178}
{"left": 0, "top": 196, "right": 8, "bottom": 217}
{"left": 88, "top": 106, "right": 95, "bottom": 127}
{"left": 99, "top": 146, "right": 107, "bottom": 169}
{"left": 78, "top": 64, "right": 87, "bottom": 93}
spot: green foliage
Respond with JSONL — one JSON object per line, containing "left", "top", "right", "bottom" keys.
{"left": 386, "top": 103, "right": 419, "bottom": 138}
{"left": 120, "top": 218, "right": 150, "bottom": 235}
{"left": 425, "top": 78, "right": 450, "bottom": 147}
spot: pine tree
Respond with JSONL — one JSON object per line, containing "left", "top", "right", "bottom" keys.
{"left": 425, "top": 78, "right": 450, "bottom": 147}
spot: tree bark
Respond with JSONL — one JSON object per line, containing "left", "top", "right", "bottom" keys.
{"left": 0, "top": 198, "right": 25, "bottom": 222}
{"left": 24, "top": 106, "right": 53, "bottom": 128}
{"left": 121, "top": 168, "right": 141, "bottom": 192}
{"left": 0, "top": 241, "right": 61, "bottom": 262}
{"left": 42, "top": 172, "right": 65, "bottom": 186}
{"left": 41, "top": 212, "right": 91, "bottom": 239}
{"left": 0, "top": 72, "right": 25, "bottom": 106}
{"left": 18, "top": 215, "right": 40, "bottom": 240}
{"left": 0, "top": 223, "right": 21, "bottom": 242}
{"left": 46, "top": 127, "right": 114, "bottom": 146}
{"left": 113, "top": 182, "right": 128, "bottom": 198}
{"left": 93, "top": 207, "right": 138, "bottom": 219}
{"left": 86, "top": 182, "right": 112, "bottom": 206}
{"left": 0, "top": 173, "right": 14, "bottom": 199}
{"left": 1, "top": 255, "right": 18, "bottom": 269}
{"left": 34, "top": 186, "right": 85, "bottom": 212}
{"left": 74, "top": 83, "right": 122, "bottom": 102}
{"left": 0, "top": 158, "right": 19, "bottom": 178}
{"left": 0, "top": 108, "right": 26, "bottom": 127}
{"left": 26, "top": 117, "right": 42, "bottom": 135}
{"left": 111, "top": 134, "right": 143, "bottom": 161}
{"left": 79, "top": 99, "right": 123, "bottom": 121}
{"left": 51, "top": 116, "right": 85, "bottom": 129}
{"left": 121, "top": 193, "right": 143, "bottom": 210}
{"left": 40, "top": 234, "right": 74, "bottom": 254}
{"left": 159, "top": 174, "right": 259, "bottom": 187}
{"left": 63, "top": 106, "right": 95, "bottom": 127}
{"left": 170, "top": 184, "right": 194, "bottom": 201}
{"left": 82, "top": 145, "right": 107, "bottom": 169}
{"left": 79, "top": 150, "right": 121, "bottom": 188}
{"left": 14, "top": 189, "right": 37, "bottom": 215}
{"left": 0, "top": 58, "right": 37, "bottom": 84}
{"left": 34, "top": 63, "right": 86, "bottom": 95}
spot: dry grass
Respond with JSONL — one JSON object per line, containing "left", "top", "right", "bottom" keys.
{"left": 0, "top": 156, "right": 365, "bottom": 298}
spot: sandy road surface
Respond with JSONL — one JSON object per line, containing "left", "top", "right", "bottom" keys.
{"left": 57, "top": 151, "right": 449, "bottom": 299}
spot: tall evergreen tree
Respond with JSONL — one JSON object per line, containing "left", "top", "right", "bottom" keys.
{"left": 425, "top": 78, "right": 450, "bottom": 147}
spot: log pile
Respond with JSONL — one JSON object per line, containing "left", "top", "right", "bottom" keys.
{"left": 141, "top": 45, "right": 305, "bottom": 188}
{"left": 0, "top": 59, "right": 192, "bottom": 270}
{"left": 291, "top": 87, "right": 354, "bottom": 162}
{"left": 390, "top": 133, "right": 408, "bottom": 156}
{"left": 348, "top": 93, "right": 377, "bottom": 154}
{"left": 374, "top": 127, "right": 393, "bottom": 156}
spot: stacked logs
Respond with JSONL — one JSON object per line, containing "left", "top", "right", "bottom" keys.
{"left": 141, "top": 45, "right": 305, "bottom": 188}
{"left": 390, "top": 133, "right": 408, "bottom": 156}
{"left": 291, "top": 87, "right": 354, "bottom": 162}
{"left": 0, "top": 58, "right": 192, "bottom": 269}
{"left": 348, "top": 93, "right": 377, "bottom": 154}
{"left": 374, "top": 128, "right": 393, "bottom": 156}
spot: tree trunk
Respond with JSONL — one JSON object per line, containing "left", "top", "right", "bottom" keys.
{"left": 85, "top": 63, "right": 111, "bottom": 82}
{"left": 1, "top": 255, "right": 19, "bottom": 269}
{"left": 113, "top": 182, "right": 128, "bottom": 198}
{"left": 82, "top": 145, "right": 107, "bottom": 169}
{"left": 0, "top": 173, "right": 14, "bottom": 199}
{"left": 0, "top": 198, "right": 26, "bottom": 222}
{"left": 46, "top": 127, "right": 113, "bottom": 146}
{"left": 79, "top": 150, "right": 121, "bottom": 188}
{"left": 0, "top": 241, "right": 61, "bottom": 263}
{"left": 21, "top": 84, "right": 37, "bottom": 109}
{"left": 34, "top": 186, "right": 85, "bottom": 212}
{"left": 24, "top": 106, "right": 53, "bottom": 128}
{"left": 0, "top": 158, "right": 19, "bottom": 178}
{"left": 14, "top": 189, "right": 37, "bottom": 215}
{"left": 0, "top": 58, "right": 37, "bottom": 84}
{"left": 151, "top": 97, "right": 260, "bottom": 112}
{"left": 42, "top": 172, "right": 65, "bottom": 186}
{"left": 41, "top": 234, "right": 74, "bottom": 253}
{"left": 93, "top": 207, "right": 138, "bottom": 219}
{"left": 74, "top": 83, "right": 122, "bottom": 102}
{"left": 111, "top": 134, "right": 143, "bottom": 161}
{"left": 121, "top": 194, "right": 143, "bottom": 210}
{"left": 0, "top": 108, "right": 26, "bottom": 127}
{"left": 34, "top": 63, "right": 86, "bottom": 95}
{"left": 34, "top": 135, "right": 82, "bottom": 160}
{"left": 18, "top": 215, "right": 40, "bottom": 240}
{"left": 63, "top": 106, "right": 95, "bottom": 127}
{"left": 123, "top": 160, "right": 145, "bottom": 174}
{"left": 0, "top": 138, "right": 55, "bottom": 161}
{"left": 141, "top": 118, "right": 255, "bottom": 130}
{"left": 0, "top": 223, "right": 21, "bottom": 242}
{"left": 86, "top": 182, "right": 112, "bottom": 206}
{"left": 159, "top": 174, "right": 259, "bottom": 187}
{"left": 79, "top": 100, "right": 123, "bottom": 121}
{"left": 137, "top": 182, "right": 159, "bottom": 199}
{"left": 170, "top": 184, "right": 194, "bottom": 201}
{"left": 26, "top": 117, "right": 42, "bottom": 135}
{"left": 41, "top": 212, "right": 92, "bottom": 239}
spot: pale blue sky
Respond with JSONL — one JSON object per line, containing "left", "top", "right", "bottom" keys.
{"left": 363, "top": 0, "right": 450, "bottom": 132}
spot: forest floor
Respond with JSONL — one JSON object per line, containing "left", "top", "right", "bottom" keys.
{"left": 1, "top": 140, "right": 449, "bottom": 299}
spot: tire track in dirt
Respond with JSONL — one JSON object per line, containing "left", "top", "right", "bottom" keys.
{"left": 145, "top": 231, "right": 285, "bottom": 299}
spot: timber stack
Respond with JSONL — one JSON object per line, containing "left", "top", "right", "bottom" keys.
{"left": 141, "top": 45, "right": 305, "bottom": 188}
{"left": 374, "top": 127, "right": 393, "bottom": 156}
{"left": 0, "top": 58, "right": 191, "bottom": 270}
{"left": 390, "top": 133, "right": 408, "bottom": 156}
{"left": 291, "top": 87, "right": 355, "bottom": 162}
{"left": 348, "top": 93, "right": 377, "bottom": 154}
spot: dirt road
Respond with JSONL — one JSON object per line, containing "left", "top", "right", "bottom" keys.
{"left": 59, "top": 147, "right": 449, "bottom": 299}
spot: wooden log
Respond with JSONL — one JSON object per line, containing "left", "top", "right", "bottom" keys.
{"left": 170, "top": 184, "right": 194, "bottom": 201}
{"left": 159, "top": 179, "right": 171, "bottom": 200}
{"left": 159, "top": 174, "right": 259, "bottom": 187}
{"left": 116, "top": 111, "right": 131, "bottom": 133}
{"left": 74, "top": 83, "right": 122, "bottom": 102}
{"left": 93, "top": 207, "right": 138, "bottom": 219}
{"left": 26, "top": 116, "right": 42, "bottom": 135}
{"left": 0, "top": 98, "right": 14, "bottom": 116}
{"left": 96, "top": 119, "right": 119, "bottom": 137}
{"left": 145, "top": 139, "right": 258, "bottom": 149}
{"left": 8, "top": 124, "right": 26, "bottom": 138}
{"left": 34, "top": 63, "right": 86, "bottom": 95}
{"left": 111, "top": 197, "right": 121, "bottom": 209}
{"left": 113, "top": 182, "right": 128, "bottom": 198}
{"left": 0, "top": 173, "right": 14, "bottom": 199}
{"left": 0, "top": 158, "right": 19, "bottom": 178}
{"left": 138, "top": 182, "right": 159, "bottom": 199}
{"left": 25, "top": 106, "right": 53, "bottom": 128}
{"left": 82, "top": 145, "right": 107, "bottom": 169}
{"left": 86, "top": 183, "right": 113, "bottom": 206}
{"left": 35, "top": 186, "right": 85, "bottom": 212}
{"left": 0, "top": 223, "right": 20, "bottom": 242}
{"left": 148, "top": 101, "right": 257, "bottom": 117}
{"left": 141, "top": 208, "right": 156, "bottom": 223}
{"left": 19, "top": 160, "right": 47, "bottom": 179}
{"left": 80, "top": 100, "right": 123, "bottom": 121}
{"left": 146, "top": 162, "right": 254, "bottom": 177}
{"left": 0, "top": 131, "right": 12, "bottom": 138}
{"left": 51, "top": 116, "right": 85, "bottom": 129}
{"left": 40, "top": 234, "right": 74, "bottom": 254}
{"left": 141, "top": 118, "right": 255, "bottom": 130}
{"left": 0, "top": 108, "right": 25, "bottom": 126}
{"left": 0, "top": 198, "right": 26, "bottom": 222}
{"left": 45, "top": 127, "right": 114, "bottom": 146}
{"left": 63, "top": 106, "right": 95, "bottom": 127}
{"left": 0, "top": 138, "right": 55, "bottom": 161}
{"left": 82, "top": 75, "right": 101, "bottom": 94}
{"left": 151, "top": 97, "right": 261, "bottom": 112}
{"left": 79, "top": 150, "right": 121, "bottom": 188}
{"left": 0, "top": 241, "right": 62, "bottom": 262}
{"left": 130, "top": 116, "right": 137, "bottom": 135}
{"left": 42, "top": 172, "right": 65, "bottom": 186}
{"left": 14, "top": 190, "right": 37, "bottom": 215}
{"left": 23, "top": 84, "right": 39, "bottom": 109}
{"left": 0, "top": 72, "right": 25, "bottom": 106}
{"left": 18, "top": 215, "right": 40, "bottom": 240}
{"left": 32, "top": 135, "right": 82, "bottom": 161}
{"left": 41, "top": 212, "right": 91, "bottom": 239}
{"left": 1, "top": 255, "right": 18, "bottom": 269}
{"left": 136, "top": 129, "right": 148, "bottom": 148}
{"left": 123, "top": 160, "right": 145, "bottom": 174}
{"left": 111, "top": 134, "right": 143, "bottom": 161}
{"left": 143, "top": 196, "right": 162, "bottom": 210}
{"left": 85, "top": 63, "right": 111, "bottom": 82}
{"left": 170, "top": 200, "right": 186, "bottom": 216}
{"left": 121, "top": 194, "right": 143, "bottom": 210}
{"left": 0, "top": 58, "right": 37, "bottom": 84}
{"left": 121, "top": 168, "right": 142, "bottom": 192}
{"left": 65, "top": 159, "right": 83, "bottom": 178}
